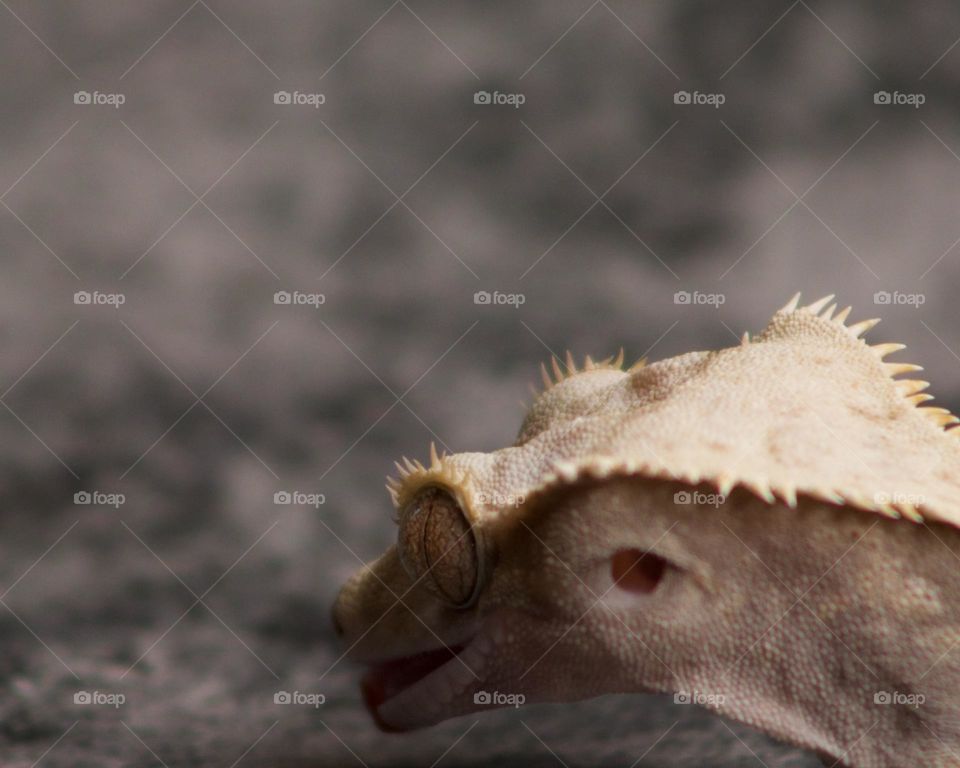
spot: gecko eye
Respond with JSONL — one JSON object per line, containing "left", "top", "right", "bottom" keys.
{"left": 397, "top": 486, "right": 483, "bottom": 608}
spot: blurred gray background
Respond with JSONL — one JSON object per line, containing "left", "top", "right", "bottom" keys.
{"left": 1, "top": 1, "right": 959, "bottom": 766}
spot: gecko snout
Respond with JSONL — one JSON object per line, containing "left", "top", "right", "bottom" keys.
{"left": 330, "top": 599, "right": 345, "bottom": 638}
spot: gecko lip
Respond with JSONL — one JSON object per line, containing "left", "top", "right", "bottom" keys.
{"left": 360, "top": 633, "right": 493, "bottom": 732}
{"left": 361, "top": 645, "right": 464, "bottom": 732}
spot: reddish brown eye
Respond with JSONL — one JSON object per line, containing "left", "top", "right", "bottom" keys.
{"left": 611, "top": 549, "right": 667, "bottom": 594}
{"left": 397, "top": 486, "right": 482, "bottom": 608}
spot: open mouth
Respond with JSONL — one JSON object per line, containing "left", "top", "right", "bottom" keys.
{"left": 361, "top": 644, "right": 463, "bottom": 731}
{"left": 360, "top": 635, "right": 492, "bottom": 732}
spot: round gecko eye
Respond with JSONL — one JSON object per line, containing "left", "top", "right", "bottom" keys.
{"left": 397, "top": 486, "right": 483, "bottom": 608}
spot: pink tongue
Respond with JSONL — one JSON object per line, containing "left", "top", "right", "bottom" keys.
{"left": 361, "top": 646, "right": 463, "bottom": 731}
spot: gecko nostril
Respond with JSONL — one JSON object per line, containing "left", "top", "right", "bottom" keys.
{"left": 331, "top": 602, "right": 345, "bottom": 638}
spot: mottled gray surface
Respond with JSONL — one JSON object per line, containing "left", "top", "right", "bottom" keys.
{"left": 1, "top": 1, "right": 959, "bottom": 765}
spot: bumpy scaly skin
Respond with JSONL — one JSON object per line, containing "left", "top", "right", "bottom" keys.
{"left": 333, "top": 294, "right": 960, "bottom": 767}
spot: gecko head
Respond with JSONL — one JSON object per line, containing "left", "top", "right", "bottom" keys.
{"left": 331, "top": 354, "right": 708, "bottom": 732}
{"left": 333, "top": 293, "right": 960, "bottom": 765}
{"left": 331, "top": 471, "right": 712, "bottom": 734}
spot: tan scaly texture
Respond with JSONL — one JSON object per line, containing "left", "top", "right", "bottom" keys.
{"left": 390, "top": 293, "right": 960, "bottom": 528}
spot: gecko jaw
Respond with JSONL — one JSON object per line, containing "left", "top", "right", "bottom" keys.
{"left": 361, "top": 632, "right": 494, "bottom": 731}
